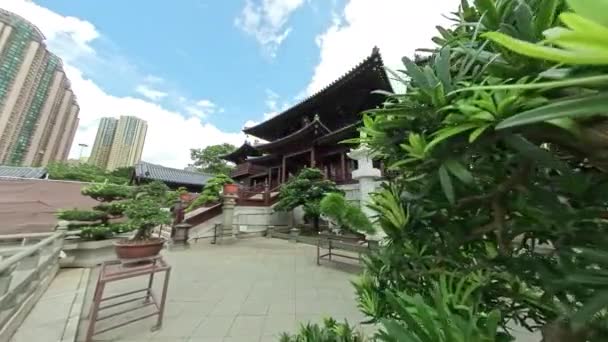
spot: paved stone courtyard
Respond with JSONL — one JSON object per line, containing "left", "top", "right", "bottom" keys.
{"left": 77, "top": 238, "right": 365, "bottom": 342}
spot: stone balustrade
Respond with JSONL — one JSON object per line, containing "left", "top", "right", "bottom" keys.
{"left": 0, "top": 231, "right": 65, "bottom": 340}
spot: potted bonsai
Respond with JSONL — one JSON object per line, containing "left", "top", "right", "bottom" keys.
{"left": 319, "top": 192, "right": 374, "bottom": 240}
{"left": 114, "top": 186, "right": 172, "bottom": 259}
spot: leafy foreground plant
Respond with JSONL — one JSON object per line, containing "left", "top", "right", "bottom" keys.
{"left": 279, "top": 318, "right": 366, "bottom": 342}
{"left": 280, "top": 0, "right": 608, "bottom": 341}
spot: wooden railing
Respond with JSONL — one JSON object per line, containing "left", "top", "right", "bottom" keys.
{"left": 0, "top": 231, "right": 65, "bottom": 340}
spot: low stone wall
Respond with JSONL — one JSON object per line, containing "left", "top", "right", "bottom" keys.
{"left": 60, "top": 235, "right": 130, "bottom": 268}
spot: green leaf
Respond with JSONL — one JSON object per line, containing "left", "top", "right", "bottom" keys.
{"left": 534, "top": 0, "right": 559, "bottom": 36}
{"left": 444, "top": 159, "right": 474, "bottom": 184}
{"left": 567, "top": 0, "right": 608, "bottom": 27}
{"left": 439, "top": 165, "right": 455, "bottom": 204}
{"left": 475, "top": 0, "right": 499, "bottom": 28}
{"left": 469, "top": 124, "right": 491, "bottom": 142}
{"left": 503, "top": 134, "right": 570, "bottom": 172}
{"left": 402, "top": 56, "right": 429, "bottom": 88}
{"left": 483, "top": 31, "right": 608, "bottom": 65}
{"left": 496, "top": 92, "right": 608, "bottom": 129}
{"left": 571, "top": 290, "right": 608, "bottom": 329}
{"left": 425, "top": 123, "right": 479, "bottom": 153}
{"left": 435, "top": 48, "right": 452, "bottom": 93}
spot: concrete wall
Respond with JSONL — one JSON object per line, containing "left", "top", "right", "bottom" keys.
{"left": 0, "top": 178, "right": 98, "bottom": 234}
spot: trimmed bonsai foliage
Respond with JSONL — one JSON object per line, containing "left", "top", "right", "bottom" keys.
{"left": 125, "top": 194, "right": 171, "bottom": 240}
{"left": 320, "top": 193, "right": 374, "bottom": 235}
{"left": 274, "top": 168, "right": 342, "bottom": 230}
{"left": 279, "top": 318, "right": 366, "bottom": 342}
{"left": 186, "top": 174, "right": 233, "bottom": 211}
{"left": 81, "top": 182, "right": 131, "bottom": 202}
{"left": 47, "top": 162, "right": 132, "bottom": 184}
{"left": 57, "top": 180, "right": 172, "bottom": 241}
{"left": 56, "top": 209, "right": 107, "bottom": 222}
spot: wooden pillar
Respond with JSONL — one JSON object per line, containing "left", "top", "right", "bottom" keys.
{"left": 267, "top": 167, "right": 271, "bottom": 186}
{"left": 281, "top": 155, "right": 286, "bottom": 184}
{"left": 310, "top": 147, "right": 316, "bottom": 168}
{"left": 340, "top": 152, "right": 346, "bottom": 181}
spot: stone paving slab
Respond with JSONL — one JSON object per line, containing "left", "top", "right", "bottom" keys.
{"left": 10, "top": 268, "right": 89, "bottom": 342}
{"left": 76, "top": 238, "right": 365, "bottom": 342}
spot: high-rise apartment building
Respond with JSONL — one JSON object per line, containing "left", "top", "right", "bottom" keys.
{"left": 107, "top": 116, "right": 147, "bottom": 170}
{"left": 88, "top": 116, "right": 147, "bottom": 170}
{"left": 0, "top": 9, "right": 79, "bottom": 166}
{"left": 88, "top": 117, "right": 118, "bottom": 169}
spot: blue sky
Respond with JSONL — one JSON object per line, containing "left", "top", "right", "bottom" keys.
{"left": 0, "top": 0, "right": 456, "bottom": 167}
{"left": 33, "top": 0, "right": 343, "bottom": 131}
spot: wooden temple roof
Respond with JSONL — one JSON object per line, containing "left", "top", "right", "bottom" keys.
{"left": 220, "top": 142, "right": 261, "bottom": 164}
{"left": 246, "top": 154, "right": 281, "bottom": 167}
{"left": 253, "top": 116, "right": 331, "bottom": 155}
{"left": 243, "top": 47, "right": 392, "bottom": 141}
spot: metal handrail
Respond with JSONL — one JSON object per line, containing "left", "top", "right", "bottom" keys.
{"left": 0, "top": 232, "right": 64, "bottom": 274}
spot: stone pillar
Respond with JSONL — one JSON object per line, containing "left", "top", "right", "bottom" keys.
{"left": 219, "top": 194, "right": 238, "bottom": 244}
{"left": 348, "top": 145, "right": 385, "bottom": 241}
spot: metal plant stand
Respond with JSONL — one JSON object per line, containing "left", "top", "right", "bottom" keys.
{"left": 85, "top": 256, "right": 171, "bottom": 342}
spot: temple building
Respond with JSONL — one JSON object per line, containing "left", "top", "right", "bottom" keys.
{"left": 222, "top": 47, "right": 391, "bottom": 190}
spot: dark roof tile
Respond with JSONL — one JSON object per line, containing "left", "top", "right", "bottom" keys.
{"left": 134, "top": 162, "right": 212, "bottom": 187}
{"left": 0, "top": 165, "right": 47, "bottom": 179}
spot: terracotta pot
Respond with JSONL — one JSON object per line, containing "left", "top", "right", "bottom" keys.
{"left": 223, "top": 183, "right": 239, "bottom": 195}
{"left": 179, "top": 193, "right": 191, "bottom": 202}
{"left": 114, "top": 238, "right": 164, "bottom": 259}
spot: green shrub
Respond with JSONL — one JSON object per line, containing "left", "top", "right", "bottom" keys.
{"left": 57, "top": 209, "right": 106, "bottom": 222}
{"left": 93, "top": 201, "right": 127, "bottom": 216}
{"left": 279, "top": 318, "right": 366, "bottom": 342}
{"left": 81, "top": 182, "right": 131, "bottom": 202}
{"left": 320, "top": 193, "right": 374, "bottom": 234}
{"left": 47, "top": 162, "right": 131, "bottom": 184}
{"left": 274, "top": 168, "right": 342, "bottom": 230}
{"left": 80, "top": 226, "right": 113, "bottom": 240}
{"left": 186, "top": 174, "right": 233, "bottom": 211}
{"left": 108, "top": 222, "right": 136, "bottom": 235}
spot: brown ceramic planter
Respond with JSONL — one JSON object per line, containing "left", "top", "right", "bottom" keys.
{"left": 114, "top": 238, "right": 164, "bottom": 259}
{"left": 223, "top": 183, "right": 239, "bottom": 195}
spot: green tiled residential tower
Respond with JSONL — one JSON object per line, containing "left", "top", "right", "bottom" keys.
{"left": 0, "top": 9, "right": 79, "bottom": 166}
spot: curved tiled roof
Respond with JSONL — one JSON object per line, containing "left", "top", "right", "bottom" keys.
{"left": 134, "top": 162, "right": 212, "bottom": 187}
{"left": 254, "top": 116, "right": 331, "bottom": 154}
{"left": 0, "top": 165, "right": 47, "bottom": 179}
{"left": 243, "top": 47, "right": 391, "bottom": 140}
{"left": 220, "top": 142, "right": 261, "bottom": 164}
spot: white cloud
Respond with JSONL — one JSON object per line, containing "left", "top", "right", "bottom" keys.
{"left": 307, "top": 0, "right": 457, "bottom": 94}
{"left": 135, "top": 85, "right": 168, "bottom": 101}
{"left": 261, "top": 89, "right": 290, "bottom": 120}
{"left": 2, "top": 0, "right": 245, "bottom": 168}
{"left": 144, "top": 74, "right": 164, "bottom": 84}
{"left": 235, "top": 0, "right": 305, "bottom": 57}
{"left": 196, "top": 99, "right": 216, "bottom": 108}
{"left": 66, "top": 66, "right": 244, "bottom": 168}
{"left": 0, "top": 0, "right": 99, "bottom": 62}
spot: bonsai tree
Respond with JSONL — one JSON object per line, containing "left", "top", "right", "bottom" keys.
{"left": 124, "top": 194, "right": 171, "bottom": 240}
{"left": 186, "top": 174, "right": 233, "bottom": 211}
{"left": 274, "top": 168, "right": 341, "bottom": 231}
{"left": 57, "top": 180, "right": 172, "bottom": 241}
{"left": 319, "top": 193, "right": 374, "bottom": 236}
{"left": 57, "top": 182, "right": 132, "bottom": 240}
